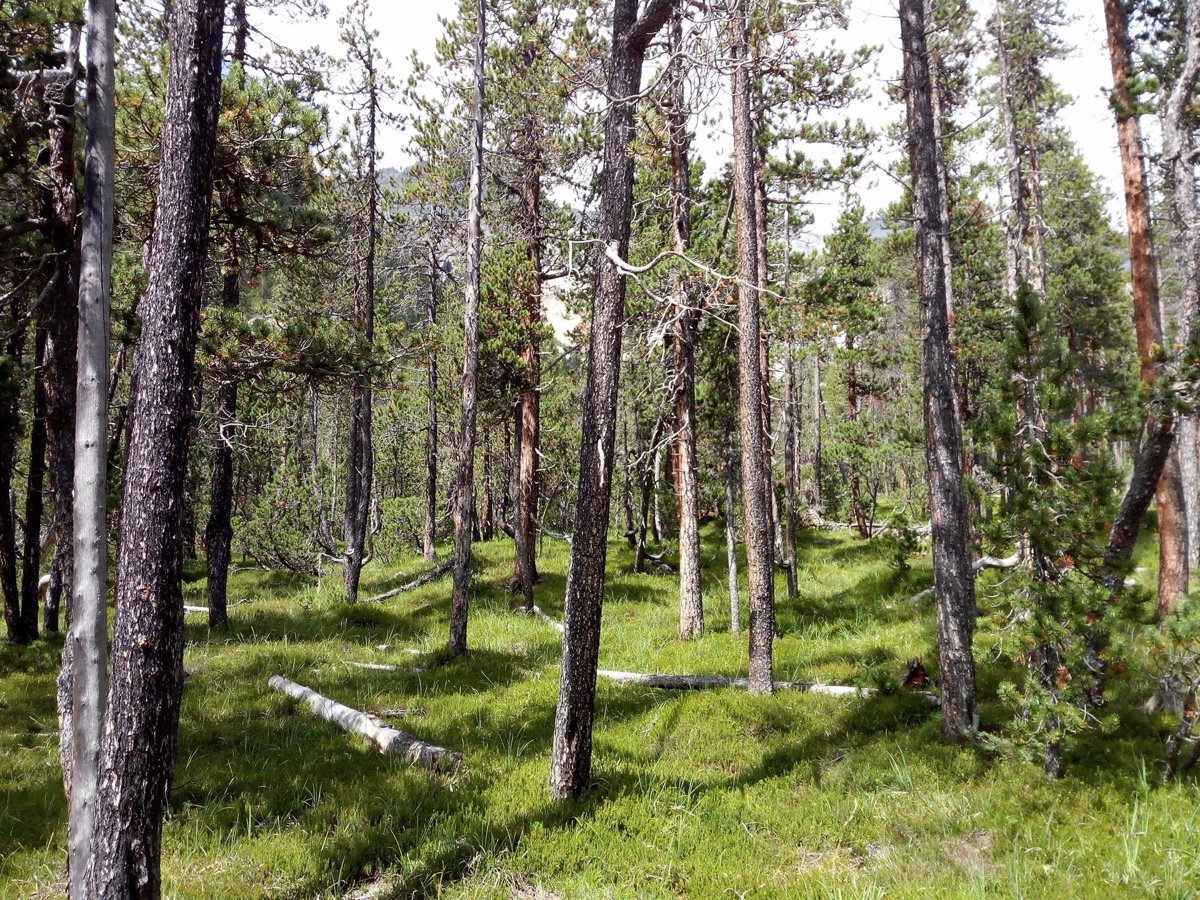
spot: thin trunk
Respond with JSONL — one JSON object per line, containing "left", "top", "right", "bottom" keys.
{"left": 424, "top": 240, "right": 439, "bottom": 561}
{"left": 204, "top": 273, "right": 238, "bottom": 627}
{"left": 730, "top": 0, "right": 773, "bottom": 695}
{"left": 847, "top": 353, "right": 868, "bottom": 538}
{"left": 19, "top": 327, "right": 48, "bottom": 640}
{"left": 670, "top": 8, "right": 702, "bottom": 640}
{"left": 481, "top": 432, "right": 494, "bottom": 541}
{"left": 813, "top": 355, "right": 824, "bottom": 512}
{"left": 783, "top": 348, "right": 798, "bottom": 600}
{"left": 85, "top": 1, "right": 225, "bottom": 895}
{"left": 344, "top": 53, "right": 379, "bottom": 604}
{"left": 203, "top": 4, "right": 248, "bottom": 625}
{"left": 725, "top": 430, "right": 741, "bottom": 636}
{"left": 449, "top": 0, "right": 485, "bottom": 655}
{"left": 901, "top": 0, "right": 978, "bottom": 745}
{"left": 549, "top": 0, "right": 674, "bottom": 801}
{"left": 63, "top": 0, "right": 112, "bottom": 892}
{"left": 43, "top": 29, "right": 80, "bottom": 635}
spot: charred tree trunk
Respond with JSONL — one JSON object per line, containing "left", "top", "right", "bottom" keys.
{"left": 84, "top": 1, "right": 225, "bottom": 895}
{"left": 901, "top": 0, "right": 978, "bottom": 745}
{"left": 729, "top": 0, "right": 774, "bottom": 695}
{"left": 549, "top": 0, "right": 675, "bottom": 801}
{"left": 449, "top": 0, "right": 485, "bottom": 655}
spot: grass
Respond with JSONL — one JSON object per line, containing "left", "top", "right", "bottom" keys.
{"left": 1, "top": 523, "right": 1198, "bottom": 898}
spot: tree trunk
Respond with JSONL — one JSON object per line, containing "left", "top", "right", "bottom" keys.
{"left": 203, "top": 6, "right": 248, "bottom": 625}
{"left": 19, "top": 327, "right": 48, "bottom": 641}
{"left": 1099, "top": 0, "right": 1187, "bottom": 617}
{"left": 725, "top": 427, "right": 741, "bottom": 636}
{"left": 424, "top": 240, "right": 439, "bottom": 561}
{"left": 481, "top": 432, "right": 494, "bottom": 541}
{"left": 43, "top": 31, "right": 80, "bottom": 635}
{"left": 64, "top": 0, "right": 113, "bottom": 892}
{"left": 204, "top": 273, "right": 238, "bottom": 627}
{"left": 813, "top": 355, "right": 824, "bottom": 512}
{"left": 449, "top": 0, "right": 485, "bottom": 656}
{"left": 343, "top": 50, "right": 379, "bottom": 605}
{"left": 847, "top": 353, "right": 869, "bottom": 538}
{"left": 1160, "top": 0, "right": 1200, "bottom": 602}
{"left": 549, "top": 0, "right": 674, "bottom": 801}
{"left": 901, "top": 0, "right": 978, "bottom": 745}
{"left": 85, "top": 1, "right": 225, "bottom": 895}
{"left": 669, "top": 10, "right": 702, "bottom": 640}
{"left": 729, "top": 0, "right": 774, "bottom": 695}
{"left": 783, "top": 345, "right": 798, "bottom": 600}
{"left": 512, "top": 165, "right": 541, "bottom": 607}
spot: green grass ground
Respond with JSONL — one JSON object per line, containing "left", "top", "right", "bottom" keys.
{"left": 2, "top": 524, "right": 1198, "bottom": 898}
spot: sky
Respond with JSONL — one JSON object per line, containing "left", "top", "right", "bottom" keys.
{"left": 264, "top": 0, "right": 1126, "bottom": 243}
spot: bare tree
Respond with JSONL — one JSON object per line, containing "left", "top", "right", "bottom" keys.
{"left": 549, "top": 0, "right": 675, "bottom": 801}
{"left": 449, "top": 0, "right": 486, "bottom": 655}
{"left": 900, "top": 0, "right": 977, "bottom": 744}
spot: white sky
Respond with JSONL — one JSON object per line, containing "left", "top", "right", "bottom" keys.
{"left": 265, "top": 0, "right": 1125, "bottom": 242}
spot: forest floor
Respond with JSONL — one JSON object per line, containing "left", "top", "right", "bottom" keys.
{"left": 2, "top": 523, "right": 1199, "bottom": 898}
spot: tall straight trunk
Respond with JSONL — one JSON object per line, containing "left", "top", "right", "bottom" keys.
{"left": 449, "top": 0, "right": 485, "bottom": 655}
{"left": 513, "top": 168, "right": 541, "bottom": 610}
{"left": 85, "top": 0, "right": 225, "bottom": 895}
{"left": 1099, "top": 0, "right": 1186, "bottom": 609}
{"left": 64, "top": 0, "right": 114, "bottom": 891}
{"left": 310, "top": 383, "right": 334, "bottom": 552}
{"left": 1161, "top": 0, "right": 1200, "bottom": 601}
{"left": 651, "top": 446, "right": 663, "bottom": 543}
{"left": 847, "top": 352, "right": 868, "bottom": 538}
{"left": 901, "top": 0, "right": 977, "bottom": 745}
{"left": 634, "top": 415, "right": 664, "bottom": 574}
{"left": 783, "top": 347, "right": 798, "bottom": 600}
{"left": 204, "top": 274, "right": 238, "bottom": 626}
{"left": 0, "top": 302, "right": 24, "bottom": 645}
{"left": 343, "top": 55, "right": 379, "bottom": 604}
{"left": 549, "top": 0, "right": 674, "bottom": 801}
{"left": 813, "top": 355, "right": 823, "bottom": 512}
{"left": 203, "top": 3, "right": 247, "bottom": 626}
{"left": 481, "top": 432, "right": 494, "bottom": 541}
{"left": 424, "top": 240, "right": 439, "bottom": 561}
{"left": 43, "top": 30, "right": 80, "bottom": 634}
{"left": 19, "top": 327, "right": 48, "bottom": 640}
{"left": 724, "top": 429, "right": 741, "bottom": 635}
{"left": 622, "top": 416, "right": 636, "bottom": 545}
{"left": 729, "top": 0, "right": 773, "bottom": 695}
{"left": 670, "top": 8, "right": 702, "bottom": 639}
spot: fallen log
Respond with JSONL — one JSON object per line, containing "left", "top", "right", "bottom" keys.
{"left": 530, "top": 605, "right": 564, "bottom": 633}
{"left": 897, "top": 551, "right": 1022, "bottom": 603}
{"left": 364, "top": 558, "right": 452, "bottom": 603}
{"left": 184, "top": 605, "right": 208, "bottom": 614}
{"left": 597, "top": 669, "right": 940, "bottom": 703}
{"left": 268, "top": 675, "right": 460, "bottom": 771}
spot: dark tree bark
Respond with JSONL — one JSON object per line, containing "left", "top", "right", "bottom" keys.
{"left": 84, "top": 1, "right": 226, "bottom": 895}
{"left": 729, "top": 0, "right": 774, "bottom": 695}
{"left": 1, "top": 294, "right": 28, "bottom": 644}
{"left": 668, "top": 9, "right": 702, "bottom": 638}
{"left": 42, "top": 35, "right": 80, "bottom": 634}
{"left": 813, "top": 355, "right": 824, "bottom": 512}
{"left": 481, "top": 431, "right": 494, "bottom": 541}
{"left": 449, "top": 0, "right": 486, "bottom": 655}
{"left": 724, "top": 425, "right": 741, "bottom": 636}
{"left": 19, "top": 326, "right": 48, "bottom": 641}
{"left": 204, "top": 274, "right": 238, "bottom": 627}
{"left": 549, "top": 0, "right": 675, "bottom": 801}
{"left": 424, "top": 239, "right": 440, "bottom": 561}
{"left": 203, "top": 2, "right": 248, "bottom": 627}
{"left": 901, "top": 0, "right": 978, "bottom": 745}
{"left": 343, "top": 31, "right": 379, "bottom": 604}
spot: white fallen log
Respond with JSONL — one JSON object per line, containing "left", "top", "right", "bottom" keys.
{"left": 184, "top": 605, "right": 208, "bottom": 614}
{"left": 364, "top": 559, "right": 452, "bottom": 603}
{"left": 897, "top": 551, "right": 1022, "bottom": 603}
{"left": 268, "top": 675, "right": 460, "bottom": 771}
{"left": 530, "top": 605, "right": 564, "bottom": 633}
{"left": 346, "top": 661, "right": 406, "bottom": 672}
